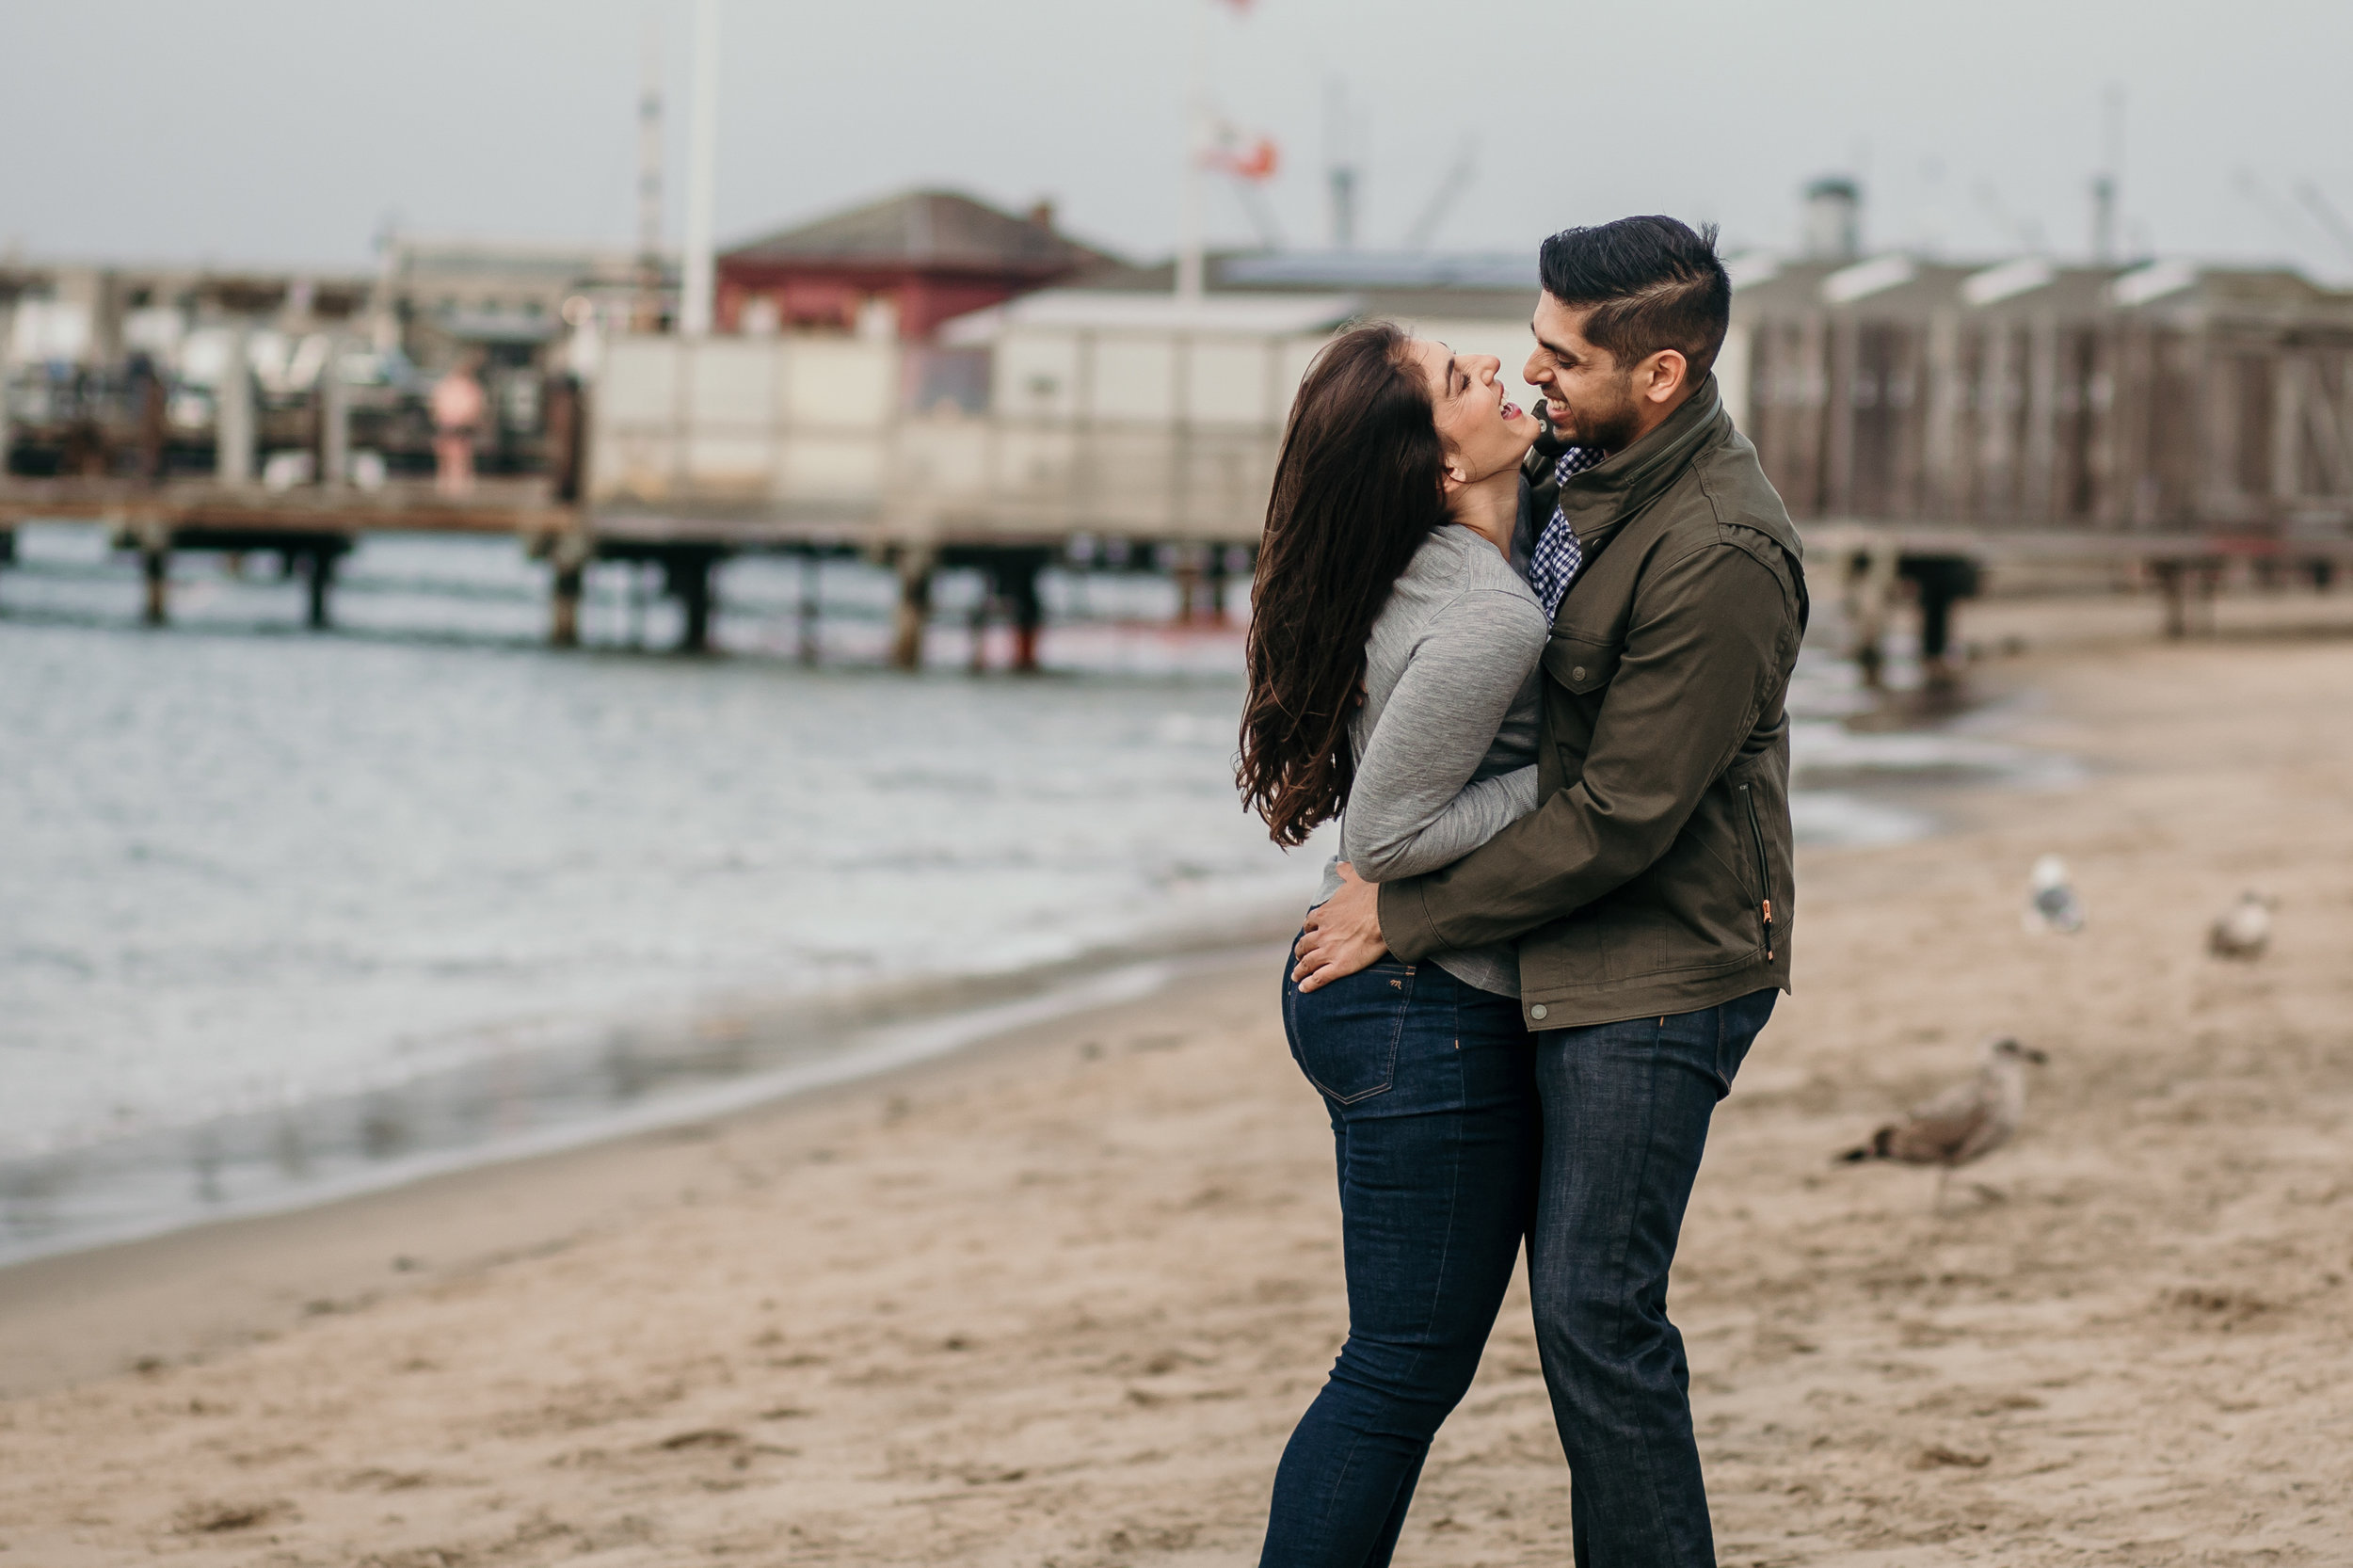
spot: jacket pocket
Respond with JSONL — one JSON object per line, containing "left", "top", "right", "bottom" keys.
{"left": 1285, "top": 962, "right": 1416, "bottom": 1105}
{"left": 1540, "top": 632, "right": 1620, "bottom": 696}
{"left": 1576, "top": 824, "right": 1761, "bottom": 983}
{"left": 1737, "top": 781, "right": 1775, "bottom": 961}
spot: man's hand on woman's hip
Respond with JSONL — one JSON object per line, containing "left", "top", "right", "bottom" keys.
{"left": 1293, "top": 864, "right": 1388, "bottom": 992}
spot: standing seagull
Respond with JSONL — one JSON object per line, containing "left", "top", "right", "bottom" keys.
{"left": 1839, "top": 1035, "right": 2049, "bottom": 1208}
{"left": 2208, "top": 891, "right": 2276, "bottom": 959}
{"left": 2025, "top": 855, "right": 2086, "bottom": 934}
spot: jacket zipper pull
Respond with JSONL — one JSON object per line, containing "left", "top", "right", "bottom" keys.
{"left": 1762, "top": 898, "right": 1774, "bottom": 962}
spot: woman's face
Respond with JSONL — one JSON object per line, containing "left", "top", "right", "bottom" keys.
{"left": 1406, "top": 339, "right": 1544, "bottom": 490}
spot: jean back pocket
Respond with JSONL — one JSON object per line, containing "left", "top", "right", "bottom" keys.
{"left": 1283, "top": 961, "right": 1417, "bottom": 1105}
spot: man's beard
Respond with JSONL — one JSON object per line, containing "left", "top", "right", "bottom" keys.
{"left": 1554, "top": 375, "right": 1641, "bottom": 455}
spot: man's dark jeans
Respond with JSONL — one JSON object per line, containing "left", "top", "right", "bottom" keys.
{"left": 1532, "top": 987, "right": 1775, "bottom": 1568}
{"left": 1259, "top": 953, "right": 1541, "bottom": 1568}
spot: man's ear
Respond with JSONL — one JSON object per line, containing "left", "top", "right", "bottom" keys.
{"left": 1641, "top": 348, "right": 1689, "bottom": 406}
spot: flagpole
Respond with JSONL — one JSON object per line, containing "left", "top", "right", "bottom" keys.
{"left": 680, "top": 0, "right": 722, "bottom": 337}
{"left": 1176, "top": 0, "right": 1209, "bottom": 302}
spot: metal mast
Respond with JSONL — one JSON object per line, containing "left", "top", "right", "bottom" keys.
{"left": 680, "top": 0, "right": 721, "bottom": 336}
{"left": 2090, "top": 84, "right": 2124, "bottom": 265}
{"left": 1176, "top": 0, "right": 1209, "bottom": 301}
{"left": 634, "top": 13, "right": 664, "bottom": 331}
{"left": 1325, "top": 78, "right": 1357, "bottom": 250}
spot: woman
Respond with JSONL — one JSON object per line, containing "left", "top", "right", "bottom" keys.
{"left": 1237, "top": 322, "right": 1549, "bottom": 1566}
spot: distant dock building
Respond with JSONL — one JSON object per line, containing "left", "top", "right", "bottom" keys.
{"left": 713, "top": 190, "right": 1118, "bottom": 343}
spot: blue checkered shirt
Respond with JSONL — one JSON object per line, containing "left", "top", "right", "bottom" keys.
{"left": 1528, "top": 445, "right": 1603, "bottom": 618}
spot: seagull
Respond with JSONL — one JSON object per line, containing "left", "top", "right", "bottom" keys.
{"left": 1839, "top": 1035, "right": 2049, "bottom": 1208}
{"left": 2025, "top": 855, "right": 2086, "bottom": 935}
{"left": 2208, "top": 891, "right": 2275, "bottom": 960}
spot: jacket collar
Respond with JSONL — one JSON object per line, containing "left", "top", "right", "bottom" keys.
{"left": 1557, "top": 374, "right": 1728, "bottom": 548}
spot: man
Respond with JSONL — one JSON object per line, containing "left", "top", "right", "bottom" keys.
{"left": 1292, "top": 215, "right": 1806, "bottom": 1567}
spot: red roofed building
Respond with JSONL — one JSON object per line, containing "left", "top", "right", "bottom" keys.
{"left": 715, "top": 189, "right": 1122, "bottom": 342}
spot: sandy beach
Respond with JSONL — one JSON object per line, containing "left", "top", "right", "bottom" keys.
{"left": 6, "top": 595, "right": 2353, "bottom": 1566}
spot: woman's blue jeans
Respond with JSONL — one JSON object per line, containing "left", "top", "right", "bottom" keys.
{"left": 1261, "top": 949, "right": 1774, "bottom": 1568}
{"left": 1259, "top": 952, "right": 1542, "bottom": 1568}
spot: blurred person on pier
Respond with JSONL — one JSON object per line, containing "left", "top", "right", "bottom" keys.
{"left": 431, "top": 355, "right": 487, "bottom": 498}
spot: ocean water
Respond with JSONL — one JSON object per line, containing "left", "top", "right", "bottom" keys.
{"left": 0, "top": 527, "right": 2067, "bottom": 1260}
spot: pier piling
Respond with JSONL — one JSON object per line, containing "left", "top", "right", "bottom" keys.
{"left": 659, "top": 548, "right": 722, "bottom": 653}
{"left": 299, "top": 548, "right": 338, "bottom": 630}
{"left": 966, "top": 593, "right": 990, "bottom": 674}
{"left": 1171, "top": 544, "right": 1205, "bottom": 624}
{"left": 550, "top": 564, "right": 584, "bottom": 648}
{"left": 993, "top": 551, "right": 1047, "bottom": 674}
{"left": 2152, "top": 558, "right": 2224, "bottom": 638}
{"left": 796, "top": 551, "right": 821, "bottom": 665}
{"left": 140, "top": 545, "right": 169, "bottom": 626}
{"left": 541, "top": 530, "right": 593, "bottom": 648}
{"left": 2155, "top": 559, "right": 2189, "bottom": 638}
{"left": 678, "top": 562, "right": 712, "bottom": 652}
{"left": 890, "top": 552, "right": 935, "bottom": 671}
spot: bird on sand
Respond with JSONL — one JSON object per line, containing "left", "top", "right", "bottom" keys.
{"left": 2024, "top": 855, "right": 2086, "bottom": 935}
{"left": 2208, "top": 891, "right": 2276, "bottom": 959}
{"left": 1839, "top": 1035, "right": 2049, "bottom": 1208}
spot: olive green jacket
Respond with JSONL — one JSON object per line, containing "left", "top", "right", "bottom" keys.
{"left": 1376, "top": 376, "right": 1808, "bottom": 1029}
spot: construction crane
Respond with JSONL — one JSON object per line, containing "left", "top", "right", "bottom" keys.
{"left": 1401, "top": 137, "right": 1478, "bottom": 253}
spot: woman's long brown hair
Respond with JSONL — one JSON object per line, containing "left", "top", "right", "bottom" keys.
{"left": 1238, "top": 323, "right": 1449, "bottom": 847}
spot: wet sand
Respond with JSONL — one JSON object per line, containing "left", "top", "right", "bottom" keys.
{"left": 4, "top": 598, "right": 2352, "bottom": 1566}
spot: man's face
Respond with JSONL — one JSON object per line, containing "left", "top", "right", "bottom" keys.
{"left": 1524, "top": 293, "right": 1643, "bottom": 454}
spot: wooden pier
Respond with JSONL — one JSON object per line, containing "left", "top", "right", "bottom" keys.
{"left": 0, "top": 476, "right": 1076, "bottom": 664}
{"left": 0, "top": 476, "right": 583, "bottom": 632}
{"left": 9, "top": 472, "right": 2347, "bottom": 677}
{"left": 7, "top": 254, "right": 2353, "bottom": 670}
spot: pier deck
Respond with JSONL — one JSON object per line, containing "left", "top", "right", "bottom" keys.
{"left": 5, "top": 476, "right": 2349, "bottom": 662}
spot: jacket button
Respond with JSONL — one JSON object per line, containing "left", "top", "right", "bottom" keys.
{"left": 1570, "top": 666, "right": 1586, "bottom": 680}
{"left": 1529, "top": 1004, "right": 1549, "bottom": 1020}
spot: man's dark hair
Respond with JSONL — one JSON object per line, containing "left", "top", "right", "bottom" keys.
{"left": 1538, "top": 216, "right": 1732, "bottom": 381}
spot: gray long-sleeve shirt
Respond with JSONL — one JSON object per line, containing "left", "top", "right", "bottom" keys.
{"left": 1314, "top": 523, "right": 1549, "bottom": 996}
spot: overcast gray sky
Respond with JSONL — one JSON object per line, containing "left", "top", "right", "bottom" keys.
{"left": 5, "top": 0, "right": 2349, "bottom": 281}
